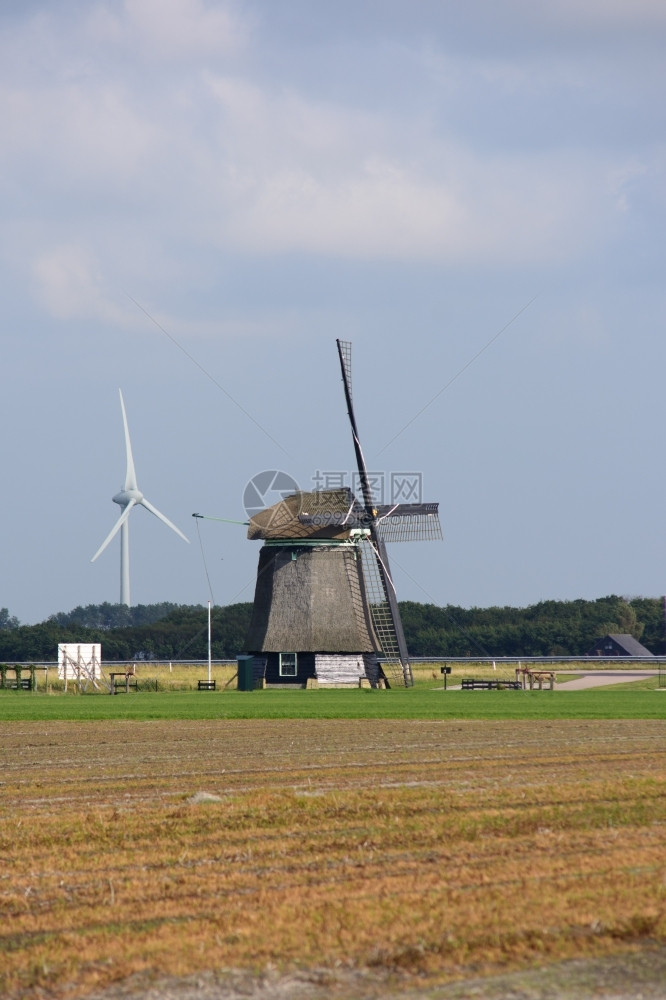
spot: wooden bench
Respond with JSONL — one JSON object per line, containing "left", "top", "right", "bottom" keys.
{"left": 461, "top": 678, "right": 521, "bottom": 690}
{"left": 197, "top": 679, "right": 216, "bottom": 691}
{"left": 527, "top": 670, "right": 556, "bottom": 690}
{"left": 109, "top": 672, "right": 138, "bottom": 694}
{"left": 515, "top": 667, "right": 556, "bottom": 691}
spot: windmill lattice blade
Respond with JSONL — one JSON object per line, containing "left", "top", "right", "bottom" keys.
{"left": 299, "top": 502, "right": 443, "bottom": 540}
{"left": 375, "top": 504, "right": 443, "bottom": 543}
{"left": 335, "top": 339, "right": 412, "bottom": 686}
{"left": 119, "top": 389, "right": 138, "bottom": 492}
{"left": 91, "top": 500, "right": 136, "bottom": 562}
{"left": 140, "top": 498, "right": 189, "bottom": 543}
{"left": 336, "top": 338, "right": 376, "bottom": 511}
{"left": 337, "top": 338, "right": 353, "bottom": 403}
{"left": 358, "top": 536, "right": 413, "bottom": 688}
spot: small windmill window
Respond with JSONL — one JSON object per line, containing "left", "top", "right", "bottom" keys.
{"left": 279, "top": 653, "right": 297, "bottom": 677}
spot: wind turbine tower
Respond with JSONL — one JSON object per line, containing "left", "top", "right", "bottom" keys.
{"left": 91, "top": 389, "right": 189, "bottom": 606}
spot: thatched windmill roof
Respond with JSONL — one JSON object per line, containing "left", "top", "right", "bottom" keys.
{"left": 247, "top": 488, "right": 363, "bottom": 541}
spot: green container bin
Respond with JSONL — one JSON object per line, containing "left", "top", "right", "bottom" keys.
{"left": 237, "top": 655, "right": 255, "bottom": 691}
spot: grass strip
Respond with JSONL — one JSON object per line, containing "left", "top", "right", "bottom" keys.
{"left": 0, "top": 687, "right": 664, "bottom": 721}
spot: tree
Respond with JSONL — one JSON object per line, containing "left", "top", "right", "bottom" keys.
{"left": 48, "top": 602, "right": 198, "bottom": 630}
{"left": 0, "top": 608, "right": 20, "bottom": 630}
{"left": 629, "top": 597, "right": 665, "bottom": 654}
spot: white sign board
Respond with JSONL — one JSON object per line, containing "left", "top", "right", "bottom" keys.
{"left": 58, "top": 643, "right": 102, "bottom": 681}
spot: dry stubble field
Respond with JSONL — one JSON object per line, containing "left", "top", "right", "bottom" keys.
{"left": 1, "top": 718, "right": 666, "bottom": 1000}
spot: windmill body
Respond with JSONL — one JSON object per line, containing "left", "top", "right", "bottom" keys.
{"left": 91, "top": 390, "right": 189, "bottom": 606}
{"left": 244, "top": 342, "right": 442, "bottom": 688}
{"left": 245, "top": 488, "right": 382, "bottom": 686}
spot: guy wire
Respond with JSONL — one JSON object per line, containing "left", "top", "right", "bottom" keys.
{"left": 195, "top": 515, "right": 216, "bottom": 607}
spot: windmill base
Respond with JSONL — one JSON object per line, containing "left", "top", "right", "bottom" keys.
{"left": 251, "top": 653, "right": 380, "bottom": 688}
{"left": 315, "top": 653, "right": 379, "bottom": 687}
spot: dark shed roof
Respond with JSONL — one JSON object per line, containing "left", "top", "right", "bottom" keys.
{"left": 587, "top": 633, "right": 654, "bottom": 657}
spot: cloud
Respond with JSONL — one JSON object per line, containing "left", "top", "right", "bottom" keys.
{"left": 0, "top": 85, "right": 160, "bottom": 194}
{"left": 0, "top": 0, "right": 662, "bottom": 332}
{"left": 32, "top": 244, "right": 127, "bottom": 322}
{"left": 196, "top": 76, "right": 625, "bottom": 265}
{"left": 90, "top": 0, "right": 247, "bottom": 60}
{"left": 425, "top": 0, "right": 666, "bottom": 48}
{"left": 527, "top": 0, "right": 666, "bottom": 31}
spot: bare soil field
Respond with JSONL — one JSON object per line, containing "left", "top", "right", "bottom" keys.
{"left": 1, "top": 718, "right": 665, "bottom": 1000}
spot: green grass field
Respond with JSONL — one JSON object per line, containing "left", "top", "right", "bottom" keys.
{"left": 1, "top": 686, "right": 664, "bottom": 721}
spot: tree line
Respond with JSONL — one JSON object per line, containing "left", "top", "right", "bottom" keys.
{"left": 0, "top": 603, "right": 251, "bottom": 662}
{"left": 399, "top": 596, "right": 664, "bottom": 657}
{"left": 0, "top": 595, "right": 663, "bottom": 662}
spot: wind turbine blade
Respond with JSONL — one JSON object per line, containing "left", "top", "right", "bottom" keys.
{"left": 119, "top": 389, "right": 138, "bottom": 492}
{"left": 91, "top": 500, "right": 136, "bottom": 562}
{"left": 140, "top": 498, "right": 189, "bottom": 543}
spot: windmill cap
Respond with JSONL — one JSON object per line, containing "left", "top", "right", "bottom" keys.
{"left": 247, "top": 488, "right": 363, "bottom": 541}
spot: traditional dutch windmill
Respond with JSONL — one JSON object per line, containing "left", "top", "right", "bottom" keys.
{"left": 244, "top": 340, "right": 442, "bottom": 688}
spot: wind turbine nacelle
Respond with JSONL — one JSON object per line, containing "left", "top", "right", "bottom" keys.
{"left": 112, "top": 488, "right": 143, "bottom": 507}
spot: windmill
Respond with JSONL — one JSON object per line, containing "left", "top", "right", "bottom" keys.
{"left": 91, "top": 389, "right": 189, "bottom": 606}
{"left": 243, "top": 339, "right": 442, "bottom": 688}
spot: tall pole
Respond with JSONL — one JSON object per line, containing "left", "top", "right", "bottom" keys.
{"left": 120, "top": 517, "right": 130, "bottom": 606}
{"left": 207, "top": 600, "right": 212, "bottom": 683}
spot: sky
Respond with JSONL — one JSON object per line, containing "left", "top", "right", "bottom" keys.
{"left": 2, "top": 0, "right": 666, "bottom": 626}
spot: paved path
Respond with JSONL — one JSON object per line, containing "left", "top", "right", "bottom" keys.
{"left": 555, "top": 670, "right": 658, "bottom": 690}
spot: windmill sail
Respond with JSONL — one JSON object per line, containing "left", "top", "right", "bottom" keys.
{"left": 355, "top": 534, "right": 412, "bottom": 688}
{"left": 336, "top": 339, "right": 417, "bottom": 687}
{"left": 298, "top": 501, "right": 442, "bottom": 541}
{"left": 374, "top": 503, "right": 443, "bottom": 543}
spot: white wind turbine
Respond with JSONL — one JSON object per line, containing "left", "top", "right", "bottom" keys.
{"left": 91, "top": 389, "right": 189, "bottom": 606}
